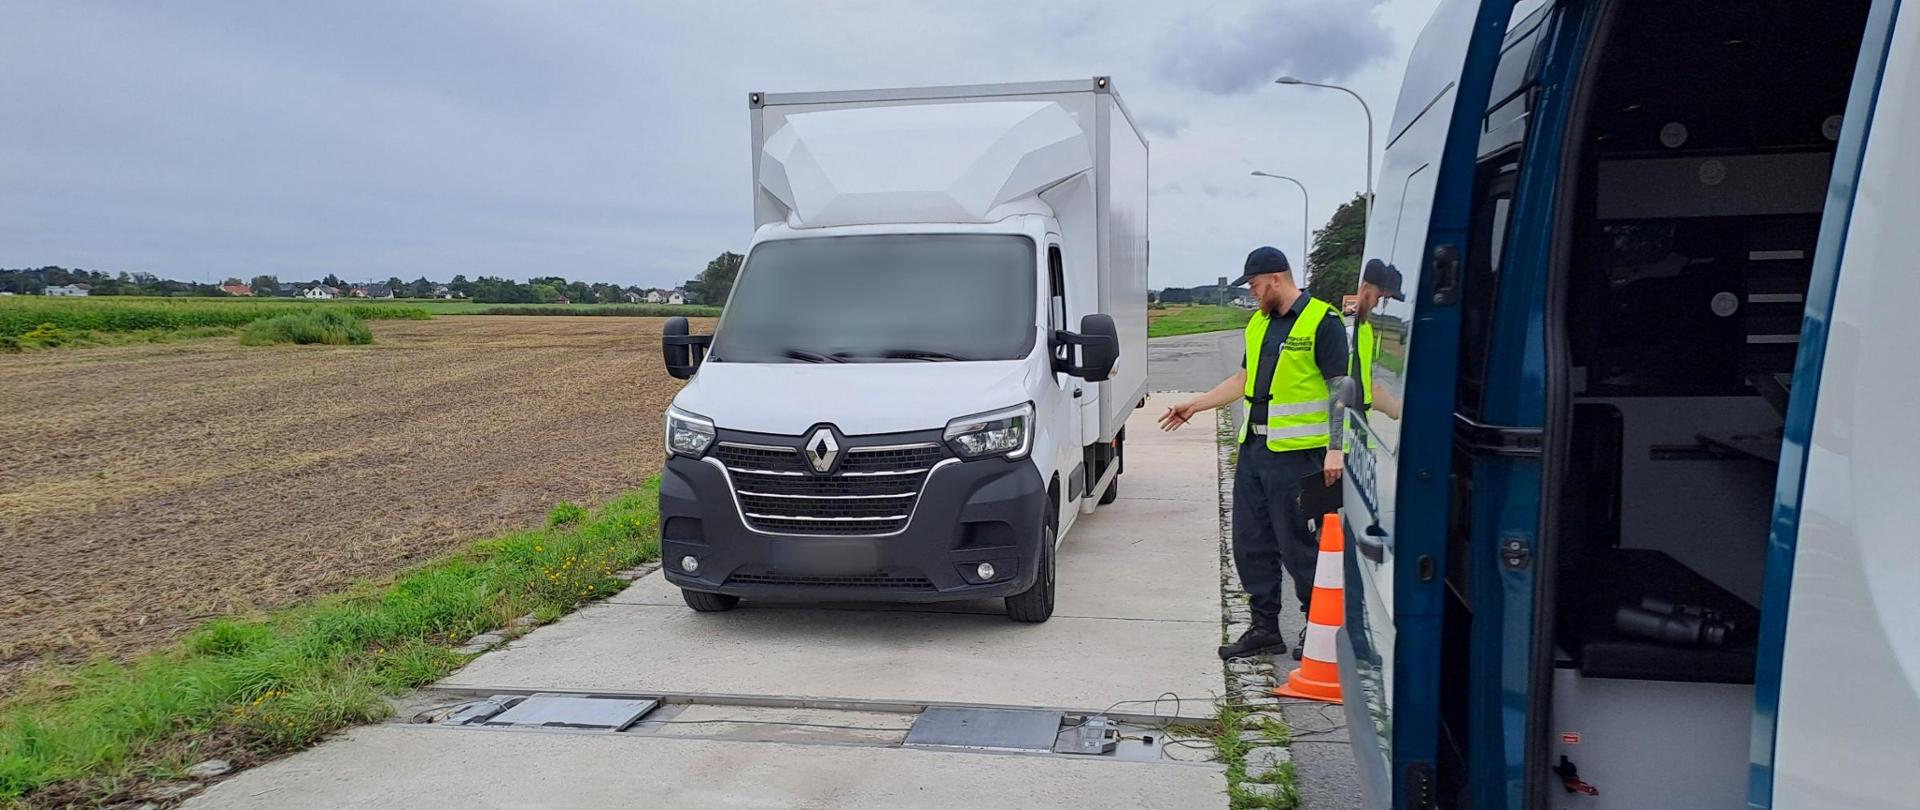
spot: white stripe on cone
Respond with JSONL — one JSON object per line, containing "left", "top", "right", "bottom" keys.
{"left": 1304, "top": 622, "right": 1340, "bottom": 663}
{"left": 1313, "top": 550, "right": 1343, "bottom": 589}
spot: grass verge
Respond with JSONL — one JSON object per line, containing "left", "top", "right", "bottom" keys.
{"left": 238, "top": 310, "right": 373, "bottom": 346}
{"left": 1148, "top": 305, "right": 1253, "bottom": 339}
{"left": 0, "top": 480, "right": 660, "bottom": 806}
{"left": 1216, "top": 703, "right": 1302, "bottom": 810}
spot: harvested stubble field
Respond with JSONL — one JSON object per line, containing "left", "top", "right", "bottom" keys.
{"left": 0, "top": 315, "right": 708, "bottom": 692}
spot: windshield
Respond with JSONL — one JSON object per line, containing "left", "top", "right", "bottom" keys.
{"left": 708, "top": 234, "right": 1037, "bottom": 363}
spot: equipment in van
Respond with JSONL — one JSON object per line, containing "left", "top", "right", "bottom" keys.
{"left": 1333, "top": 0, "right": 1915, "bottom": 805}
{"left": 1612, "top": 600, "right": 1733, "bottom": 648}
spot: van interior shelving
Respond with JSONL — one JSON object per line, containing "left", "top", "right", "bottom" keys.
{"left": 1529, "top": 1, "right": 1872, "bottom": 805}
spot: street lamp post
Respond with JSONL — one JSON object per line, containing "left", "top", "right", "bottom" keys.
{"left": 1274, "top": 76, "right": 1374, "bottom": 221}
{"left": 1250, "top": 171, "right": 1310, "bottom": 287}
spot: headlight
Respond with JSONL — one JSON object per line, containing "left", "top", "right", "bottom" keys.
{"left": 944, "top": 403, "right": 1033, "bottom": 460}
{"left": 665, "top": 407, "right": 715, "bottom": 458}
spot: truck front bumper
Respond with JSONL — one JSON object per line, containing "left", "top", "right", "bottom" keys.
{"left": 659, "top": 454, "right": 1047, "bottom": 603}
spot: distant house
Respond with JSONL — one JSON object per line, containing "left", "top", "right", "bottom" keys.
{"left": 432, "top": 285, "right": 453, "bottom": 299}
{"left": 623, "top": 290, "right": 643, "bottom": 304}
{"left": 220, "top": 283, "right": 253, "bottom": 297}
{"left": 667, "top": 290, "right": 686, "bottom": 306}
{"left": 553, "top": 294, "right": 571, "bottom": 305}
{"left": 302, "top": 285, "right": 338, "bottom": 300}
{"left": 644, "top": 289, "right": 666, "bottom": 304}
{"left": 44, "top": 284, "right": 90, "bottom": 297}
{"left": 273, "top": 283, "right": 299, "bottom": 298}
{"left": 363, "top": 284, "right": 393, "bottom": 299}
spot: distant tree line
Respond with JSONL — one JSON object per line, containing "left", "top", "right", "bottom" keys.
{"left": 0, "top": 266, "right": 223, "bottom": 297}
{"left": 1154, "top": 192, "right": 1368, "bottom": 308}
{"left": 0, "top": 250, "right": 753, "bottom": 305}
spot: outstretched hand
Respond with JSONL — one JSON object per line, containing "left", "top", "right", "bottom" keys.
{"left": 1158, "top": 402, "right": 1198, "bottom": 431}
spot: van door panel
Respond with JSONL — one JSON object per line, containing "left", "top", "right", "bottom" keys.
{"left": 1341, "top": 0, "right": 1519, "bottom": 806}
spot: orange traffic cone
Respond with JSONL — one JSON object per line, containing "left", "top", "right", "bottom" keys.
{"left": 1275, "top": 512, "right": 1344, "bottom": 704}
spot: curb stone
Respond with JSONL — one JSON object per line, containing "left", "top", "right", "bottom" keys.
{"left": 1215, "top": 409, "right": 1297, "bottom": 807}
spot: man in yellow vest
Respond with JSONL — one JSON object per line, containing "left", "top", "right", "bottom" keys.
{"left": 1158, "top": 247, "right": 1348, "bottom": 660}
{"left": 1352, "top": 259, "right": 1405, "bottom": 415}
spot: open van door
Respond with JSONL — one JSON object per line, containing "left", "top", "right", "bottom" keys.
{"left": 1339, "top": 1, "right": 1521, "bottom": 807}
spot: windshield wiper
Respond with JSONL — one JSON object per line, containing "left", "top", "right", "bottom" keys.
{"left": 781, "top": 348, "right": 844, "bottom": 363}
{"left": 873, "top": 348, "right": 972, "bottom": 362}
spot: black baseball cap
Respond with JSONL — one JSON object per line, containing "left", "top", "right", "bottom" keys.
{"left": 1230, "top": 246, "right": 1292, "bottom": 286}
{"left": 1362, "top": 259, "right": 1405, "bottom": 300}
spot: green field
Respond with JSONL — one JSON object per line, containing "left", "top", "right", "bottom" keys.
{"left": 1148, "top": 305, "right": 1254, "bottom": 338}
{"left": 0, "top": 296, "right": 429, "bottom": 340}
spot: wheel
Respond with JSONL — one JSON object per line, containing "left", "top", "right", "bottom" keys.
{"left": 681, "top": 588, "right": 740, "bottom": 612}
{"left": 1006, "top": 515, "right": 1057, "bottom": 623}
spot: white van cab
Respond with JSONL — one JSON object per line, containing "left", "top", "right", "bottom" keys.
{"left": 656, "top": 79, "right": 1148, "bottom": 623}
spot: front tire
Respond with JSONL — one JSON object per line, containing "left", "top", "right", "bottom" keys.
{"left": 682, "top": 589, "right": 740, "bottom": 612}
{"left": 1006, "top": 515, "right": 1057, "bottom": 623}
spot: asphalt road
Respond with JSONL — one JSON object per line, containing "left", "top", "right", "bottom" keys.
{"left": 1148, "top": 329, "right": 1244, "bottom": 435}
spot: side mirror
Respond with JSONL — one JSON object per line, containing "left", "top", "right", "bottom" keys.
{"left": 1059, "top": 313, "right": 1120, "bottom": 382}
{"left": 662, "top": 316, "right": 711, "bottom": 380}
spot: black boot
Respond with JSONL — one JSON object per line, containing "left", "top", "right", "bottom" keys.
{"left": 1219, "top": 613, "right": 1288, "bottom": 660}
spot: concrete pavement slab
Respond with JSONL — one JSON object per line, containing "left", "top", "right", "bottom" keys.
{"left": 441, "top": 595, "right": 1219, "bottom": 718}
{"left": 189, "top": 724, "right": 1225, "bottom": 810}
{"left": 443, "top": 398, "right": 1224, "bottom": 718}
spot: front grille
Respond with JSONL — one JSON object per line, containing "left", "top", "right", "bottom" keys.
{"left": 712, "top": 444, "right": 808, "bottom": 473}
{"left": 842, "top": 445, "right": 945, "bottom": 473}
{"left": 727, "top": 572, "right": 936, "bottom": 591}
{"left": 715, "top": 440, "right": 945, "bottom": 536}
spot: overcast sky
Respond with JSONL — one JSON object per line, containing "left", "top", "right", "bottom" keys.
{"left": 3, "top": 0, "right": 1442, "bottom": 290}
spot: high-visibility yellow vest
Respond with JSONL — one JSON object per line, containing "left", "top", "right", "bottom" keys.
{"left": 1356, "top": 320, "right": 1378, "bottom": 407}
{"left": 1238, "top": 297, "right": 1333, "bottom": 452}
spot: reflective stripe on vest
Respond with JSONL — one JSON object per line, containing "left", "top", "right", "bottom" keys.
{"left": 1356, "top": 320, "right": 1378, "bottom": 407}
{"left": 1237, "top": 297, "right": 1333, "bottom": 451}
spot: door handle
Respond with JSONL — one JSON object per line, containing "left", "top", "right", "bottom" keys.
{"left": 1073, "top": 388, "right": 1084, "bottom": 399}
{"left": 1354, "top": 521, "right": 1389, "bottom": 563}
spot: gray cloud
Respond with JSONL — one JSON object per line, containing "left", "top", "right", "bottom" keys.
{"left": 1156, "top": 0, "right": 1393, "bottom": 95}
{"left": 1135, "top": 111, "right": 1190, "bottom": 138}
{"left": 1, "top": 0, "right": 1436, "bottom": 289}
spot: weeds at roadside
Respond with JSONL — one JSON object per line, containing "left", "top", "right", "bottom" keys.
{"left": 1216, "top": 702, "right": 1301, "bottom": 810}
{"left": 0, "top": 480, "right": 660, "bottom": 806}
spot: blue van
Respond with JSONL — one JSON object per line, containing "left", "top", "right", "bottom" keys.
{"left": 1340, "top": 0, "right": 1918, "bottom": 807}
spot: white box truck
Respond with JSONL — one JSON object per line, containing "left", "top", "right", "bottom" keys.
{"left": 656, "top": 77, "right": 1148, "bottom": 622}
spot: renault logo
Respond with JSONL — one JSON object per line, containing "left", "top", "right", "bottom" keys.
{"left": 804, "top": 427, "right": 839, "bottom": 474}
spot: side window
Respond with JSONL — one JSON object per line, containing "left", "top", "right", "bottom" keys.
{"left": 1456, "top": 158, "right": 1519, "bottom": 418}
{"left": 1047, "top": 245, "right": 1071, "bottom": 368}
{"left": 1047, "top": 245, "right": 1067, "bottom": 333}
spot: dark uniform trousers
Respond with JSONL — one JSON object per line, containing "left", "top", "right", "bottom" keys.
{"left": 1232, "top": 439, "right": 1324, "bottom": 627}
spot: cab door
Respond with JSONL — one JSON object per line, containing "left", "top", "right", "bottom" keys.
{"left": 1045, "top": 239, "right": 1086, "bottom": 531}
{"left": 1339, "top": 1, "right": 1522, "bottom": 806}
